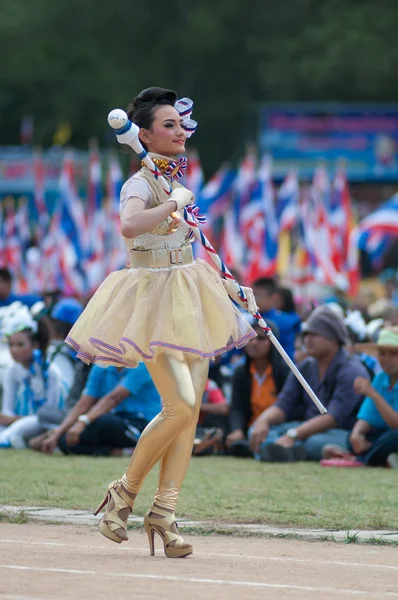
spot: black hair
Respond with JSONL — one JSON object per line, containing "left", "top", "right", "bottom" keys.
{"left": 51, "top": 318, "right": 72, "bottom": 339}
{"left": 252, "top": 277, "right": 277, "bottom": 294}
{"left": 276, "top": 286, "right": 296, "bottom": 313}
{"left": 17, "top": 319, "right": 50, "bottom": 359}
{"left": 127, "top": 87, "right": 177, "bottom": 131}
{"left": 0, "top": 268, "right": 12, "bottom": 283}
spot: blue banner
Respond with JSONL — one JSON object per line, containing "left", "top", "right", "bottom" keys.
{"left": 259, "top": 103, "right": 398, "bottom": 181}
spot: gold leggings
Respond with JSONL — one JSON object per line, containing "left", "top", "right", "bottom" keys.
{"left": 121, "top": 353, "right": 209, "bottom": 512}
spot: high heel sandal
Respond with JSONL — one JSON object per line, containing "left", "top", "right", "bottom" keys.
{"left": 93, "top": 480, "right": 136, "bottom": 544}
{"left": 143, "top": 504, "right": 193, "bottom": 558}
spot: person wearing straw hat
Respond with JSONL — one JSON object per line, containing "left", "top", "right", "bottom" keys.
{"left": 321, "top": 327, "right": 398, "bottom": 468}
{"left": 65, "top": 87, "right": 258, "bottom": 558}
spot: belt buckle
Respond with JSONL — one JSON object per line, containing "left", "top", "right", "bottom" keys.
{"left": 169, "top": 249, "right": 183, "bottom": 266}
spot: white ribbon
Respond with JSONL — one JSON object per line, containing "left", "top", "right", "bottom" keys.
{"left": 174, "top": 97, "right": 198, "bottom": 138}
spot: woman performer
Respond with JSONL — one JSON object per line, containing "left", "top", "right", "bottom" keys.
{"left": 66, "top": 87, "right": 258, "bottom": 558}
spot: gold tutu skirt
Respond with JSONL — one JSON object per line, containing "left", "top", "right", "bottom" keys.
{"left": 66, "top": 259, "right": 256, "bottom": 368}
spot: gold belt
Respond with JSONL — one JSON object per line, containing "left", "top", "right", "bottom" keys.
{"left": 129, "top": 246, "right": 194, "bottom": 269}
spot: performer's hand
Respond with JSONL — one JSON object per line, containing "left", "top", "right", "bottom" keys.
{"left": 168, "top": 188, "right": 194, "bottom": 211}
{"left": 65, "top": 422, "right": 85, "bottom": 447}
{"left": 249, "top": 418, "right": 270, "bottom": 454}
{"left": 222, "top": 279, "right": 259, "bottom": 316}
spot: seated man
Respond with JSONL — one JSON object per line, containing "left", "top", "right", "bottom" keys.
{"left": 249, "top": 305, "right": 369, "bottom": 461}
{"left": 40, "top": 363, "right": 161, "bottom": 456}
{"left": 322, "top": 327, "right": 398, "bottom": 467}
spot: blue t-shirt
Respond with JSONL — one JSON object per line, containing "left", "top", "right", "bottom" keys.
{"left": 357, "top": 372, "right": 398, "bottom": 430}
{"left": 84, "top": 364, "right": 161, "bottom": 422}
{"left": 261, "top": 309, "right": 301, "bottom": 361}
{"left": 0, "top": 293, "right": 43, "bottom": 308}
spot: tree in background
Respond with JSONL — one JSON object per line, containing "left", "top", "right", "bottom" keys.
{"left": 1, "top": 0, "right": 398, "bottom": 173}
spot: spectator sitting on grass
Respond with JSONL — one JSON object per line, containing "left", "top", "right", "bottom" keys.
{"left": 40, "top": 363, "right": 161, "bottom": 456}
{"left": 321, "top": 327, "right": 398, "bottom": 468}
{"left": 0, "top": 304, "right": 68, "bottom": 448}
{"left": 225, "top": 319, "right": 289, "bottom": 457}
{"left": 29, "top": 361, "right": 92, "bottom": 451}
{"left": 252, "top": 277, "right": 301, "bottom": 361}
{"left": 46, "top": 297, "right": 83, "bottom": 389}
{"left": 249, "top": 305, "right": 369, "bottom": 462}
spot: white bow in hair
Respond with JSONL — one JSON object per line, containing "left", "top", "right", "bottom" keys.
{"left": 174, "top": 97, "right": 197, "bottom": 138}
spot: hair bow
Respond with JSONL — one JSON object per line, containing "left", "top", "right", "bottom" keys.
{"left": 174, "top": 97, "right": 198, "bottom": 138}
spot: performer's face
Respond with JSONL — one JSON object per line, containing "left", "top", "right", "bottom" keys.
{"left": 139, "top": 105, "right": 186, "bottom": 156}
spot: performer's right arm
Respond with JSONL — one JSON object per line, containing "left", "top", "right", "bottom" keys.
{"left": 121, "top": 188, "right": 194, "bottom": 238}
{"left": 121, "top": 197, "right": 179, "bottom": 238}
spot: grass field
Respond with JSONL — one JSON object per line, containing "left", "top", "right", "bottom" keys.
{"left": 1, "top": 450, "right": 396, "bottom": 530}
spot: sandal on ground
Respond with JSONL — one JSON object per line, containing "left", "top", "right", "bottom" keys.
{"left": 93, "top": 480, "right": 136, "bottom": 543}
{"left": 143, "top": 504, "right": 193, "bottom": 558}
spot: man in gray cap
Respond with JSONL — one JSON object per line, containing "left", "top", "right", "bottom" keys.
{"left": 249, "top": 305, "right": 370, "bottom": 462}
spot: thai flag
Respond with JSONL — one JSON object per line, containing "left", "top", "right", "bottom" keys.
{"left": 197, "top": 165, "right": 235, "bottom": 217}
{"left": 0, "top": 203, "right": 5, "bottom": 266}
{"left": 195, "top": 165, "right": 235, "bottom": 264}
{"left": 241, "top": 156, "right": 278, "bottom": 282}
{"left": 40, "top": 207, "right": 62, "bottom": 292}
{"left": 258, "top": 156, "right": 278, "bottom": 276}
{"left": 59, "top": 152, "right": 87, "bottom": 261}
{"left": 183, "top": 148, "right": 204, "bottom": 200}
{"left": 221, "top": 147, "right": 257, "bottom": 269}
{"left": 357, "top": 193, "right": 398, "bottom": 269}
{"left": 33, "top": 151, "right": 49, "bottom": 241}
{"left": 276, "top": 169, "right": 299, "bottom": 232}
{"left": 362, "top": 231, "right": 392, "bottom": 268}
{"left": 329, "top": 167, "right": 353, "bottom": 273}
{"left": 358, "top": 193, "right": 398, "bottom": 238}
{"left": 234, "top": 146, "right": 257, "bottom": 216}
{"left": 106, "top": 151, "right": 123, "bottom": 212}
{"left": 85, "top": 143, "right": 107, "bottom": 292}
{"left": 87, "top": 141, "right": 102, "bottom": 225}
{"left": 15, "top": 198, "right": 31, "bottom": 252}
{"left": 58, "top": 152, "right": 88, "bottom": 294}
{"left": 3, "top": 199, "right": 20, "bottom": 273}
{"left": 105, "top": 151, "right": 126, "bottom": 273}
{"left": 346, "top": 227, "right": 360, "bottom": 297}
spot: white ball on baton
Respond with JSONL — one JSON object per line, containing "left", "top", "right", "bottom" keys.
{"left": 108, "top": 109, "right": 128, "bottom": 130}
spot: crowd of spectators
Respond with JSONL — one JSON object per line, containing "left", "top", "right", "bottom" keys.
{"left": 0, "top": 266, "right": 398, "bottom": 469}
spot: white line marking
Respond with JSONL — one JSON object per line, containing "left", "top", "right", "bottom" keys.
{"left": 0, "top": 564, "right": 395, "bottom": 597}
{"left": 0, "top": 595, "right": 43, "bottom": 600}
{"left": 0, "top": 539, "right": 397, "bottom": 572}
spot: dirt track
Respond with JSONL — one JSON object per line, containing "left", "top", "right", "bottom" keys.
{"left": 0, "top": 523, "right": 397, "bottom": 599}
